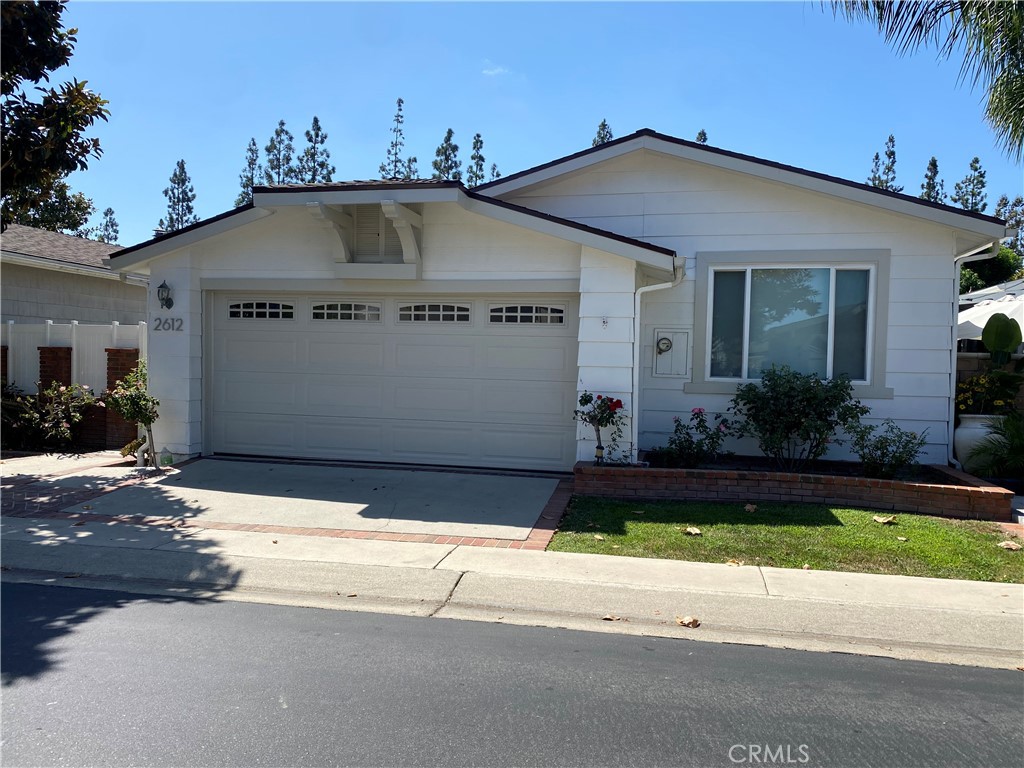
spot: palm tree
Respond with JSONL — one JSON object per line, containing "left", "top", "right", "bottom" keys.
{"left": 833, "top": 1, "right": 1024, "bottom": 161}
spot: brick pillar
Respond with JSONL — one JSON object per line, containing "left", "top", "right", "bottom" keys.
{"left": 38, "top": 347, "right": 72, "bottom": 388}
{"left": 105, "top": 348, "right": 141, "bottom": 449}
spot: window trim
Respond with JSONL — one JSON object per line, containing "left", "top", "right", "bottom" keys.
{"left": 487, "top": 303, "right": 567, "bottom": 325}
{"left": 311, "top": 300, "right": 383, "bottom": 323}
{"left": 396, "top": 301, "right": 472, "bottom": 324}
{"left": 685, "top": 250, "right": 894, "bottom": 399}
{"left": 227, "top": 299, "right": 296, "bottom": 320}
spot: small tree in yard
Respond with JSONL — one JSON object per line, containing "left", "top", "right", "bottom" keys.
{"left": 106, "top": 361, "right": 160, "bottom": 467}
{"left": 729, "top": 366, "right": 868, "bottom": 472}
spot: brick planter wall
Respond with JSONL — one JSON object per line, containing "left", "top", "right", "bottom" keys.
{"left": 38, "top": 346, "right": 72, "bottom": 387}
{"left": 105, "top": 348, "right": 140, "bottom": 449}
{"left": 574, "top": 462, "right": 1014, "bottom": 522}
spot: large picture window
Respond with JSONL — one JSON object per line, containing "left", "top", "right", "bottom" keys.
{"left": 708, "top": 266, "right": 871, "bottom": 381}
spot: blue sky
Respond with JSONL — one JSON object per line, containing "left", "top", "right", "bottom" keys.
{"left": 59, "top": 1, "right": 1023, "bottom": 246}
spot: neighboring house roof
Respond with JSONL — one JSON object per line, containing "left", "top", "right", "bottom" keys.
{"left": 0, "top": 223, "right": 147, "bottom": 285}
{"left": 1, "top": 223, "right": 122, "bottom": 268}
{"left": 475, "top": 128, "right": 1009, "bottom": 238}
{"left": 109, "top": 182, "right": 676, "bottom": 273}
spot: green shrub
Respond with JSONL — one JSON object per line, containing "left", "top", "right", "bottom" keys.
{"left": 729, "top": 365, "right": 868, "bottom": 472}
{"left": 968, "top": 410, "right": 1024, "bottom": 481}
{"left": 105, "top": 361, "right": 160, "bottom": 467}
{"left": 658, "top": 408, "right": 731, "bottom": 468}
{"left": 2, "top": 381, "right": 100, "bottom": 451}
{"left": 849, "top": 419, "right": 928, "bottom": 479}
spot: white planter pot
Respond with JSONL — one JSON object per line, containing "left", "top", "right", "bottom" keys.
{"left": 954, "top": 414, "right": 1003, "bottom": 474}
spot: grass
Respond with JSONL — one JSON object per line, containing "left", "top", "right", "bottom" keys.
{"left": 548, "top": 497, "right": 1024, "bottom": 583}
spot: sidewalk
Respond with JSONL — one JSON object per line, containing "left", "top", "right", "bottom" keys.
{"left": 2, "top": 453, "right": 1022, "bottom": 670}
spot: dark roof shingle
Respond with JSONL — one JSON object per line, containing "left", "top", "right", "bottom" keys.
{"left": 1, "top": 224, "right": 122, "bottom": 269}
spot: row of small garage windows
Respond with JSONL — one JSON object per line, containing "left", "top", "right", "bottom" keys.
{"left": 227, "top": 300, "right": 566, "bottom": 325}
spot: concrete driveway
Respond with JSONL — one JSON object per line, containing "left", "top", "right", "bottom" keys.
{"left": 53, "top": 458, "right": 565, "bottom": 541}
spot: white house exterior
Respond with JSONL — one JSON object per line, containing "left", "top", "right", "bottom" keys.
{"left": 108, "top": 130, "right": 1011, "bottom": 470}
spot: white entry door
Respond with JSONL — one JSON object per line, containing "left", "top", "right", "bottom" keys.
{"left": 209, "top": 294, "right": 579, "bottom": 470}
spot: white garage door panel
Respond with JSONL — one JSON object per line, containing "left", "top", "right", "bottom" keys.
{"left": 211, "top": 294, "right": 579, "bottom": 470}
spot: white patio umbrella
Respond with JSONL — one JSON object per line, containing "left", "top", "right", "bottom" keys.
{"left": 960, "top": 278, "right": 1024, "bottom": 306}
{"left": 957, "top": 295, "right": 1024, "bottom": 340}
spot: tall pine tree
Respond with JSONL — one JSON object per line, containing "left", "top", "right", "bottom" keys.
{"left": 592, "top": 119, "right": 613, "bottom": 147}
{"left": 96, "top": 207, "right": 118, "bottom": 244}
{"left": 695, "top": 129, "right": 708, "bottom": 144}
{"left": 379, "top": 98, "right": 418, "bottom": 179}
{"left": 951, "top": 157, "right": 988, "bottom": 212}
{"left": 867, "top": 134, "right": 902, "bottom": 192}
{"left": 490, "top": 163, "right": 501, "bottom": 181}
{"left": 264, "top": 120, "right": 297, "bottom": 185}
{"left": 431, "top": 128, "right": 461, "bottom": 181}
{"left": 235, "top": 138, "right": 263, "bottom": 206}
{"left": 919, "top": 156, "right": 946, "bottom": 203}
{"left": 297, "top": 116, "right": 335, "bottom": 184}
{"left": 465, "top": 133, "right": 487, "bottom": 186}
{"left": 996, "top": 194, "right": 1023, "bottom": 259}
{"left": 158, "top": 159, "right": 198, "bottom": 232}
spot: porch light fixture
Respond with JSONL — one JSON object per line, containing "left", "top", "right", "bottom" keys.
{"left": 157, "top": 281, "right": 174, "bottom": 309}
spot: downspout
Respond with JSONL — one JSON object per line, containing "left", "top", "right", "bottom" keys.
{"left": 949, "top": 239, "right": 1001, "bottom": 468}
{"left": 631, "top": 263, "right": 684, "bottom": 462}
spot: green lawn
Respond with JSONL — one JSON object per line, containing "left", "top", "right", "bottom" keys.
{"left": 548, "top": 497, "right": 1024, "bottom": 583}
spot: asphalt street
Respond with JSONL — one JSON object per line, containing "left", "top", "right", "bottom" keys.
{"left": 1, "top": 582, "right": 1021, "bottom": 768}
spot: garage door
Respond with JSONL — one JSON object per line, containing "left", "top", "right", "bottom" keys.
{"left": 209, "top": 293, "right": 580, "bottom": 470}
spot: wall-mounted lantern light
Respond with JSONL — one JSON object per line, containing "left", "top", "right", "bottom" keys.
{"left": 157, "top": 281, "right": 174, "bottom": 309}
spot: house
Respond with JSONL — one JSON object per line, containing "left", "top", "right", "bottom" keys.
{"left": 1, "top": 224, "right": 147, "bottom": 325}
{"left": 107, "top": 129, "right": 1011, "bottom": 471}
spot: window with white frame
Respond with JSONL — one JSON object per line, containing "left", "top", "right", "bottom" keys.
{"left": 397, "top": 303, "right": 471, "bottom": 323}
{"left": 488, "top": 305, "right": 565, "bottom": 324}
{"left": 228, "top": 300, "right": 295, "bottom": 319}
{"left": 708, "top": 266, "right": 871, "bottom": 381}
{"left": 311, "top": 302, "right": 382, "bottom": 322}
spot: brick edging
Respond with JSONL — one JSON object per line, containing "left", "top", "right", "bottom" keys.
{"left": 573, "top": 462, "right": 1014, "bottom": 522}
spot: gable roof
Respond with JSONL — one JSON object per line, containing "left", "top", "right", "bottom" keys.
{"left": 109, "top": 181, "right": 676, "bottom": 273}
{"left": 475, "top": 128, "right": 1009, "bottom": 237}
{"left": 1, "top": 223, "right": 122, "bottom": 269}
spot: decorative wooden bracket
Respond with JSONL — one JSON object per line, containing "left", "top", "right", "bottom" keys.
{"left": 306, "top": 202, "right": 353, "bottom": 263}
{"left": 380, "top": 200, "right": 422, "bottom": 265}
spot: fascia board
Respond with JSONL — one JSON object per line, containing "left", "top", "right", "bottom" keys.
{"left": 458, "top": 190, "right": 675, "bottom": 274}
{"left": 254, "top": 187, "right": 462, "bottom": 207}
{"left": 107, "top": 207, "right": 275, "bottom": 271}
{"left": 2, "top": 250, "right": 148, "bottom": 285}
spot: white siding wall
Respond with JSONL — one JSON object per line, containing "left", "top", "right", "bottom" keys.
{"left": 576, "top": 247, "right": 637, "bottom": 462}
{"left": 508, "top": 150, "right": 958, "bottom": 463}
{"left": 1, "top": 263, "right": 146, "bottom": 324}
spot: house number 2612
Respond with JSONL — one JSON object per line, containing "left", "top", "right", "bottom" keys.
{"left": 154, "top": 318, "right": 184, "bottom": 332}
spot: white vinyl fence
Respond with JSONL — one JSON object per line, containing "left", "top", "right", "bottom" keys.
{"left": 2, "top": 321, "right": 147, "bottom": 395}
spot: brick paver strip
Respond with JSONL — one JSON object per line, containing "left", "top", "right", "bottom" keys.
{"left": 2, "top": 468, "right": 573, "bottom": 550}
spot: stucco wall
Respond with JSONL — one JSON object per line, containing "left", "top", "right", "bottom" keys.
{"left": 1, "top": 263, "right": 146, "bottom": 325}
{"left": 507, "top": 149, "right": 960, "bottom": 463}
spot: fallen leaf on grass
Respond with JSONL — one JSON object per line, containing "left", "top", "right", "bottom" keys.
{"left": 997, "top": 541, "right": 1022, "bottom": 551}
{"left": 873, "top": 515, "right": 897, "bottom": 525}
{"left": 726, "top": 559, "right": 744, "bottom": 567}
{"left": 602, "top": 614, "right": 622, "bottom": 621}
{"left": 594, "top": 534, "right": 605, "bottom": 541}
{"left": 685, "top": 526, "right": 701, "bottom": 536}
{"left": 897, "top": 536, "right": 908, "bottom": 542}
{"left": 802, "top": 564, "right": 811, "bottom": 571}
{"left": 744, "top": 504, "right": 757, "bottom": 513}
{"left": 675, "top": 615, "right": 700, "bottom": 628}
{"left": 611, "top": 545, "right": 620, "bottom": 549}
